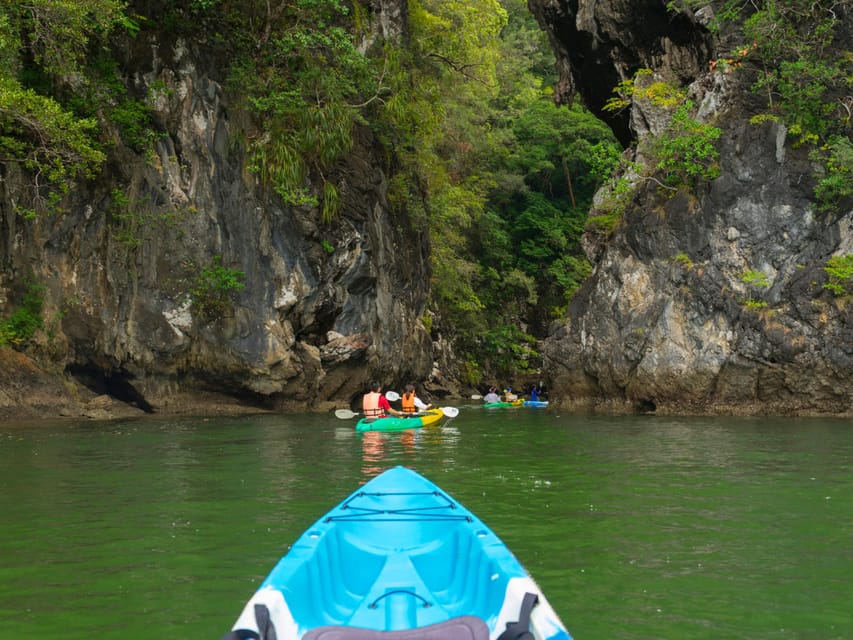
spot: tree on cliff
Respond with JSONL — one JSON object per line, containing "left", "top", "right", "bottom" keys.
{"left": 0, "top": 0, "right": 131, "bottom": 217}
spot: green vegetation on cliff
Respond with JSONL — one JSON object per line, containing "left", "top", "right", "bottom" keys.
{"left": 0, "top": 279, "right": 44, "bottom": 346}
{"left": 0, "top": 0, "right": 131, "bottom": 216}
{"left": 708, "top": 0, "right": 853, "bottom": 209}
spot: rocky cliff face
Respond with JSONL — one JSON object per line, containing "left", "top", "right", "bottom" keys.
{"left": 530, "top": 0, "right": 853, "bottom": 414}
{"left": 0, "top": 9, "right": 433, "bottom": 418}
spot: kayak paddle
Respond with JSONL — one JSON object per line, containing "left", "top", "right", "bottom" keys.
{"left": 338, "top": 405, "right": 458, "bottom": 419}
{"left": 334, "top": 409, "right": 360, "bottom": 419}
{"left": 387, "top": 390, "right": 459, "bottom": 418}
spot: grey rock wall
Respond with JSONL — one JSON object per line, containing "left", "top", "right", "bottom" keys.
{"left": 0, "top": 31, "right": 433, "bottom": 416}
{"left": 531, "top": 0, "right": 853, "bottom": 414}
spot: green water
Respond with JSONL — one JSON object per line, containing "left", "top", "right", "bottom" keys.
{"left": 1, "top": 408, "right": 851, "bottom": 639}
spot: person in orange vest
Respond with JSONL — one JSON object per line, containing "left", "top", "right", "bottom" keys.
{"left": 401, "top": 384, "right": 432, "bottom": 414}
{"left": 363, "top": 381, "right": 402, "bottom": 418}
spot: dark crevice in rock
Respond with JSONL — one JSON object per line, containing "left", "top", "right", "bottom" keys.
{"left": 67, "top": 364, "right": 155, "bottom": 414}
{"left": 634, "top": 398, "right": 656, "bottom": 414}
{"left": 528, "top": 0, "right": 713, "bottom": 146}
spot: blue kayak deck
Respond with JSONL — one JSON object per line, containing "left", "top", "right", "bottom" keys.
{"left": 226, "top": 467, "right": 572, "bottom": 640}
{"left": 263, "top": 476, "right": 506, "bottom": 630}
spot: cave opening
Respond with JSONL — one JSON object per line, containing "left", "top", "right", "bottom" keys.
{"left": 635, "top": 398, "right": 657, "bottom": 414}
{"left": 66, "top": 363, "right": 155, "bottom": 413}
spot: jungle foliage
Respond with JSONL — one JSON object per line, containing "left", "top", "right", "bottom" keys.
{"left": 388, "top": 0, "right": 620, "bottom": 382}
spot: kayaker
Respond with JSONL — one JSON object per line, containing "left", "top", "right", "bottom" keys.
{"left": 503, "top": 387, "right": 518, "bottom": 401}
{"left": 401, "top": 384, "right": 432, "bottom": 413}
{"left": 363, "top": 382, "right": 402, "bottom": 418}
{"left": 483, "top": 387, "right": 501, "bottom": 403}
{"left": 530, "top": 386, "right": 540, "bottom": 402}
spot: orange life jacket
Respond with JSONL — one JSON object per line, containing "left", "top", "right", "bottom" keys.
{"left": 401, "top": 391, "right": 416, "bottom": 413}
{"left": 363, "top": 392, "right": 382, "bottom": 418}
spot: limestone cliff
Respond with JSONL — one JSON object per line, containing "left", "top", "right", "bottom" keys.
{"left": 0, "top": 3, "right": 433, "bottom": 418}
{"left": 530, "top": 0, "right": 853, "bottom": 414}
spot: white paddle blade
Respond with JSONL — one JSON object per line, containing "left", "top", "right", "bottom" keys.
{"left": 335, "top": 409, "right": 359, "bottom": 419}
{"left": 470, "top": 394, "right": 482, "bottom": 400}
{"left": 385, "top": 390, "right": 401, "bottom": 401}
{"left": 442, "top": 407, "right": 459, "bottom": 418}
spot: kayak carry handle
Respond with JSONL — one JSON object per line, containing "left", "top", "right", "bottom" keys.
{"left": 368, "top": 590, "right": 432, "bottom": 609}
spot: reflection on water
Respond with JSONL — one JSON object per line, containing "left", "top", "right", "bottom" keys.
{"left": 358, "top": 419, "right": 463, "bottom": 482}
{"left": 359, "top": 429, "right": 423, "bottom": 479}
{"left": 360, "top": 431, "right": 386, "bottom": 478}
{"left": 1, "top": 411, "right": 851, "bottom": 640}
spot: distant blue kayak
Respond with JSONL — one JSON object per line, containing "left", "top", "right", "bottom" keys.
{"left": 523, "top": 400, "right": 549, "bottom": 408}
{"left": 222, "top": 466, "right": 572, "bottom": 640}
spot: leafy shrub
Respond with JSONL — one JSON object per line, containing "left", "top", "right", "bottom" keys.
{"left": 603, "top": 68, "right": 686, "bottom": 112}
{"left": 588, "top": 161, "right": 637, "bottom": 228}
{"left": 108, "top": 188, "right": 146, "bottom": 248}
{"left": 603, "top": 71, "right": 721, "bottom": 191}
{"left": 740, "top": 269, "right": 770, "bottom": 306}
{"left": 670, "top": 253, "right": 693, "bottom": 268}
{"left": 823, "top": 254, "right": 853, "bottom": 296}
{"left": 190, "top": 257, "right": 246, "bottom": 319}
{"left": 0, "top": 281, "right": 45, "bottom": 346}
{"left": 108, "top": 98, "right": 158, "bottom": 152}
{"left": 652, "top": 101, "right": 722, "bottom": 188}
{"left": 812, "top": 137, "right": 853, "bottom": 211}
{"left": 741, "top": 270, "right": 769, "bottom": 288}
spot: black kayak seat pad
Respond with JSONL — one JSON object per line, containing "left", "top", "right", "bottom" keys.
{"left": 302, "top": 616, "right": 490, "bottom": 640}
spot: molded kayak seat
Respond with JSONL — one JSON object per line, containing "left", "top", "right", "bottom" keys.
{"left": 303, "top": 616, "right": 489, "bottom": 640}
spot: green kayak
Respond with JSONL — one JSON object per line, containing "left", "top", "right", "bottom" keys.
{"left": 483, "top": 400, "right": 523, "bottom": 408}
{"left": 356, "top": 408, "right": 445, "bottom": 432}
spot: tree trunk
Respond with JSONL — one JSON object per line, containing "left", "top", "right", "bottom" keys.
{"left": 561, "top": 156, "right": 576, "bottom": 208}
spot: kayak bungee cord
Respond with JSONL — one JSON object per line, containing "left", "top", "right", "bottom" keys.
{"left": 325, "top": 490, "right": 472, "bottom": 522}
